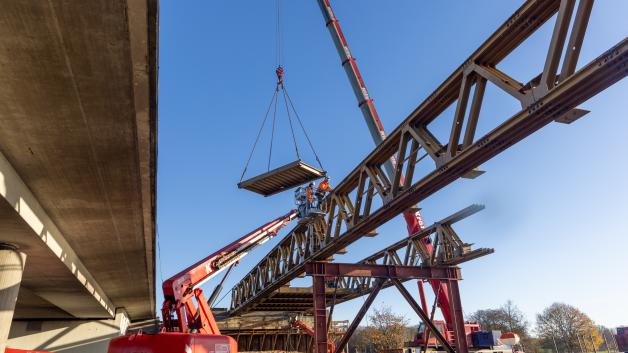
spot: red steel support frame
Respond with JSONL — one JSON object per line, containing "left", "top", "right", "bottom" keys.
{"left": 313, "top": 275, "right": 328, "bottom": 353}
{"left": 316, "top": 0, "right": 453, "bottom": 327}
{"left": 306, "top": 262, "right": 462, "bottom": 353}
{"left": 447, "top": 280, "right": 467, "bottom": 353}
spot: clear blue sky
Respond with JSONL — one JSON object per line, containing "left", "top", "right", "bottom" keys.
{"left": 157, "top": 1, "right": 628, "bottom": 331}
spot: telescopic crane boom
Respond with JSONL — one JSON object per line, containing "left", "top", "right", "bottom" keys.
{"left": 316, "top": 0, "right": 454, "bottom": 327}
{"left": 161, "top": 210, "right": 298, "bottom": 334}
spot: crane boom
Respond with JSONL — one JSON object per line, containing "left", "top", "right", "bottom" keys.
{"left": 316, "top": 0, "right": 393, "bottom": 176}
{"left": 161, "top": 210, "right": 298, "bottom": 334}
{"left": 316, "top": 0, "right": 453, "bottom": 327}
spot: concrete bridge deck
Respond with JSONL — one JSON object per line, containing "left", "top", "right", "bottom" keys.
{"left": 0, "top": 0, "right": 158, "bottom": 351}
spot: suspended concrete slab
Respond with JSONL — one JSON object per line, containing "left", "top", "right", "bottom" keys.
{"left": 238, "top": 160, "right": 326, "bottom": 197}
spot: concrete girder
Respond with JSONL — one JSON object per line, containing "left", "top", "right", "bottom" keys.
{"left": 0, "top": 150, "right": 114, "bottom": 318}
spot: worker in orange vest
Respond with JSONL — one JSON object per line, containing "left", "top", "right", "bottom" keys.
{"left": 315, "top": 176, "right": 332, "bottom": 209}
{"left": 305, "top": 182, "right": 315, "bottom": 204}
{"left": 317, "top": 176, "right": 332, "bottom": 193}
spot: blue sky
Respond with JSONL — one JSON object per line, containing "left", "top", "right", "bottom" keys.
{"left": 157, "top": 1, "right": 628, "bottom": 330}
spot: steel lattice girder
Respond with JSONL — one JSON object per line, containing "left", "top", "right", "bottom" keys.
{"left": 231, "top": 204, "right": 486, "bottom": 312}
{"left": 228, "top": 209, "right": 471, "bottom": 311}
{"left": 229, "top": 0, "right": 628, "bottom": 315}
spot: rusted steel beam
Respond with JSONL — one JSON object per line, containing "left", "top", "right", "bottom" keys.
{"left": 228, "top": 0, "right": 628, "bottom": 315}
{"left": 560, "top": 0, "right": 593, "bottom": 80}
{"left": 358, "top": 204, "right": 486, "bottom": 265}
{"left": 447, "top": 280, "right": 469, "bottom": 353}
{"left": 305, "top": 262, "right": 461, "bottom": 280}
{"left": 312, "top": 276, "right": 328, "bottom": 353}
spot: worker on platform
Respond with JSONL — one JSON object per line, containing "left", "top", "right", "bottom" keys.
{"left": 315, "top": 176, "right": 332, "bottom": 209}
{"left": 305, "top": 182, "right": 315, "bottom": 211}
{"left": 317, "top": 176, "right": 332, "bottom": 194}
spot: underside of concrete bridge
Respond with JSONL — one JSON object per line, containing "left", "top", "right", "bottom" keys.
{"left": 0, "top": 0, "right": 158, "bottom": 351}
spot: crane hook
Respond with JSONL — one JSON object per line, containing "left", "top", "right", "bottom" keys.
{"left": 276, "top": 65, "right": 284, "bottom": 87}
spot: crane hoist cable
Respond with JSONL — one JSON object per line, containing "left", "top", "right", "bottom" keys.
{"left": 239, "top": 67, "right": 325, "bottom": 182}
{"left": 238, "top": 0, "right": 326, "bottom": 194}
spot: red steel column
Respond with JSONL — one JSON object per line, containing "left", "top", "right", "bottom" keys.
{"left": 447, "top": 280, "right": 469, "bottom": 353}
{"left": 417, "top": 280, "right": 429, "bottom": 314}
{"left": 312, "top": 274, "right": 328, "bottom": 353}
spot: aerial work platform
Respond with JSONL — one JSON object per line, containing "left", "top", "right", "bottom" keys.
{"left": 238, "top": 160, "right": 325, "bottom": 197}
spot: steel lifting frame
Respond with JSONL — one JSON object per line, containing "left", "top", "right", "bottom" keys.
{"left": 305, "top": 262, "right": 466, "bottom": 353}
{"left": 229, "top": 0, "right": 628, "bottom": 316}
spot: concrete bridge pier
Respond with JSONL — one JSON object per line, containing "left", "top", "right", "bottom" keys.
{"left": 0, "top": 243, "right": 26, "bottom": 353}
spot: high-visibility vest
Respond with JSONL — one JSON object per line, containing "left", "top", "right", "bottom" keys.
{"left": 318, "top": 180, "right": 331, "bottom": 192}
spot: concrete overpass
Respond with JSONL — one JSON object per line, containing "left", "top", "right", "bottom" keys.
{"left": 0, "top": 0, "right": 158, "bottom": 352}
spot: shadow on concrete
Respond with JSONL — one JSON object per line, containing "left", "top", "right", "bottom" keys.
{"left": 9, "top": 319, "right": 159, "bottom": 353}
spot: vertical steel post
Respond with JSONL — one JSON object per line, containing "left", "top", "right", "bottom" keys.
{"left": 313, "top": 274, "right": 329, "bottom": 353}
{"left": 418, "top": 280, "right": 429, "bottom": 314}
{"left": 447, "top": 280, "right": 469, "bottom": 353}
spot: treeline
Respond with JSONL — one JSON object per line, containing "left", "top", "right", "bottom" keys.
{"left": 347, "top": 301, "right": 617, "bottom": 353}
{"left": 469, "top": 301, "right": 615, "bottom": 353}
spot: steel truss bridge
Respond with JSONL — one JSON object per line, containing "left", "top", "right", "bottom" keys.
{"left": 223, "top": 1, "right": 627, "bottom": 353}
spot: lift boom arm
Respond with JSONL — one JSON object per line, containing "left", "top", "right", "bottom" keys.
{"left": 161, "top": 210, "right": 298, "bottom": 334}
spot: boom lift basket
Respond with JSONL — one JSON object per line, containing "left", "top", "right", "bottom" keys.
{"left": 238, "top": 159, "right": 325, "bottom": 197}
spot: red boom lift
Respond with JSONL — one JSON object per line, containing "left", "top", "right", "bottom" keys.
{"left": 107, "top": 210, "right": 297, "bottom": 353}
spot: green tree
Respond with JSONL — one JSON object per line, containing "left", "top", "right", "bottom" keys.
{"left": 535, "top": 302, "right": 603, "bottom": 353}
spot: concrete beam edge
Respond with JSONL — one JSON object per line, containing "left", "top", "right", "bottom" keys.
{"left": 0, "top": 150, "right": 116, "bottom": 318}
